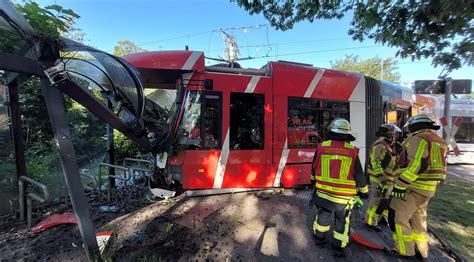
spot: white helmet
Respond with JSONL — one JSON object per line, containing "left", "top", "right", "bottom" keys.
{"left": 404, "top": 113, "right": 440, "bottom": 132}
{"left": 404, "top": 113, "right": 435, "bottom": 126}
{"left": 328, "top": 118, "right": 352, "bottom": 135}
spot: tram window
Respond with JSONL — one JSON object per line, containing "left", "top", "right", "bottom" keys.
{"left": 177, "top": 91, "right": 222, "bottom": 149}
{"left": 230, "top": 93, "right": 264, "bottom": 150}
{"left": 202, "top": 94, "right": 221, "bottom": 148}
{"left": 288, "top": 97, "right": 321, "bottom": 148}
{"left": 321, "top": 100, "right": 350, "bottom": 140}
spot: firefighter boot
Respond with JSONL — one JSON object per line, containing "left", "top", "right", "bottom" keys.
{"left": 365, "top": 223, "right": 382, "bottom": 232}
{"left": 332, "top": 245, "right": 346, "bottom": 258}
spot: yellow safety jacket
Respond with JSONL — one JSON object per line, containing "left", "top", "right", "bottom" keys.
{"left": 394, "top": 130, "right": 448, "bottom": 197}
{"left": 367, "top": 137, "right": 397, "bottom": 185}
{"left": 312, "top": 140, "right": 368, "bottom": 205}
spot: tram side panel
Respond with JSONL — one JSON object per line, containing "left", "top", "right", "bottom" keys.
{"left": 271, "top": 62, "right": 366, "bottom": 187}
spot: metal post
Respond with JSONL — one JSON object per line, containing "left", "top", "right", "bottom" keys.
{"left": 107, "top": 99, "right": 115, "bottom": 189}
{"left": 443, "top": 78, "right": 452, "bottom": 139}
{"left": 41, "top": 79, "right": 99, "bottom": 260}
{"left": 7, "top": 80, "right": 27, "bottom": 186}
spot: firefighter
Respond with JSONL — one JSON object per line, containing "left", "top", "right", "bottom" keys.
{"left": 365, "top": 123, "right": 401, "bottom": 231}
{"left": 310, "top": 118, "right": 369, "bottom": 257}
{"left": 388, "top": 114, "right": 448, "bottom": 260}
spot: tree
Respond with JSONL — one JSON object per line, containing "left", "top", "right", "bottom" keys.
{"left": 235, "top": 0, "right": 473, "bottom": 71}
{"left": 14, "top": 2, "right": 80, "bottom": 38}
{"left": 113, "top": 40, "right": 147, "bottom": 57}
{"left": 331, "top": 55, "right": 400, "bottom": 83}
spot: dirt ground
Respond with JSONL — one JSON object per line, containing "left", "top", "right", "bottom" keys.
{"left": 0, "top": 188, "right": 456, "bottom": 261}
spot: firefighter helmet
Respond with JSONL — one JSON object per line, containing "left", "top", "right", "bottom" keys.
{"left": 377, "top": 123, "right": 401, "bottom": 138}
{"left": 404, "top": 114, "right": 440, "bottom": 132}
{"left": 328, "top": 118, "right": 352, "bottom": 135}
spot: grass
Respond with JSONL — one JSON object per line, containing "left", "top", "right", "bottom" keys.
{"left": 428, "top": 176, "right": 474, "bottom": 260}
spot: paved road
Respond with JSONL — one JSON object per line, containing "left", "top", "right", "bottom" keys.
{"left": 447, "top": 165, "right": 474, "bottom": 182}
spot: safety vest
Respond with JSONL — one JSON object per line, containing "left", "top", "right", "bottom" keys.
{"left": 367, "top": 138, "right": 397, "bottom": 184}
{"left": 313, "top": 140, "right": 359, "bottom": 204}
{"left": 397, "top": 130, "right": 448, "bottom": 197}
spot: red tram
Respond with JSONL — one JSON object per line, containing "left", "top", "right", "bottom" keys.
{"left": 124, "top": 50, "right": 434, "bottom": 192}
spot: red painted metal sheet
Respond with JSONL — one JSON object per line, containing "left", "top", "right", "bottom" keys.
{"left": 182, "top": 150, "right": 220, "bottom": 189}
{"left": 280, "top": 164, "right": 312, "bottom": 188}
{"left": 222, "top": 151, "right": 276, "bottom": 188}
{"left": 311, "top": 69, "right": 361, "bottom": 100}
{"left": 123, "top": 51, "right": 204, "bottom": 71}
{"left": 272, "top": 62, "right": 318, "bottom": 97}
{"left": 286, "top": 148, "right": 316, "bottom": 164}
{"left": 31, "top": 212, "right": 77, "bottom": 233}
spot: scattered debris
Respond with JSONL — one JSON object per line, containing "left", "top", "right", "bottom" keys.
{"left": 31, "top": 212, "right": 77, "bottom": 233}
{"left": 99, "top": 205, "right": 120, "bottom": 213}
{"left": 96, "top": 231, "right": 113, "bottom": 255}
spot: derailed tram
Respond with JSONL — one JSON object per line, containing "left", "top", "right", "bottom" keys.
{"left": 122, "top": 50, "right": 439, "bottom": 195}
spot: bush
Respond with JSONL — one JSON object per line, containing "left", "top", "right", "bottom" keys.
{"left": 113, "top": 130, "right": 143, "bottom": 163}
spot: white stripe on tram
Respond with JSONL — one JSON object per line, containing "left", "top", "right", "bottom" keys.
{"left": 304, "top": 69, "right": 324, "bottom": 98}
{"left": 244, "top": 76, "right": 261, "bottom": 93}
{"left": 213, "top": 130, "right": 230, "bottom": 189}
{"left": 273, "top": 139, "right": 289, "bottom": 187}
{"left": 182, "top": 52, "right": 201, "bottom": 70}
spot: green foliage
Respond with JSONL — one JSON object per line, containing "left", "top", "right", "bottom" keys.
{"left": 235, "top": 0, "right": 474, "bottom": 71}
{"left": 331, "top": 55, "right": 400, "bottom": 83}
{"left": 113, "top": 130, "right": 143, "bottom": 163}
{"left": 14, "top": 1, "right": 80, "bottom": 38}
{"left": 67, "top": 102, "right": 107, "bottom": 165}
{"left": 113, "top": 40, "right": 147, "bottom": 57}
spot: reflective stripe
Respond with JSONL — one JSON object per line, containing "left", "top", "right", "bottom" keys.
{"left": 358, "top": 185, "right": 369, "bottom": 193}
{"left": 402, "top": 170, "right": 418, "bottom": 182}
{"left": 369, "top": 144, "right": 384, "bottom": 175}
{"left": 344, "top": 142, "right": 354, "bottom": 149}
{"left": 313, "top": 215, "right": 331, "bottom": 233}
{"left": 417, "top": 174, "right": 446, "bottom": 181}
{"left": 316, "top": 191, "right": 352, "bottom": 204}
{"left": 366, "top": 206, "right": 379, "bottom": 226}
{"left": 333, "top": 209, "right": 351, "bottom": 248}
{"left": 412, "top": 233, "right": 428, "bottom": 242}
{"left": 410, "top": 181, "right": 437, "bottom": 191}
{"left": 322, "top": 141, "right": 332, "bottom": 147}
{"left": 316, "top": 183, "right": 357, "bottom": 194}
{"left": 407, "top": 139, "right": 428, "bottom": 174}
{"left": 395, "top": 224, "right": 406, "bottom": 255}
{"left": 317, "top": 176, "right": 356, "bottom": 186}
{"left": 369, "top": 175, "right": 381, "bottom": 183}
{"left": 321, "top": 155, "right": 331, "bottom": 179}
{"left": 319, "top": 154, "right": 353, "bottom": 181}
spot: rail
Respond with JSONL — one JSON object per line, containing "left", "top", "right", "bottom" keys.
{"left": 123, "top": 158, "right": 154, "bottom": 187}
{"left": 79, "top": 169, "right": 98, "bottom": 192}
{"left": 18, "top": 176, "right": 50, "bottom": 227}
{"left": 123, "top": 157, "right": 154, "bottom": 168}
{"left": 97, "top": 163, "right": 132, "bottom": 202}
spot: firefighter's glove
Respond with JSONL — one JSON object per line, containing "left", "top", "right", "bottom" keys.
{"left": 391, "top": 185, "right": 406, "bottom": 199}
{"left": 377, "top": 183, "right": 388, "bottom": 196}
{"left": 357, "top": 191, "right": 369, "bottom": 200}
{"left": 310, "top": 175, "right": 316, "bottom": 187}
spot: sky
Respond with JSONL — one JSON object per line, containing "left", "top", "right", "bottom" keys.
{"left": 37, "top": 0, "right": 472, "bottom": 86}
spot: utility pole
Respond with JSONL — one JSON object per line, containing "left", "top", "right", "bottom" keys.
{"left": 443, "top": 77, "right": 452, "bottom": 139}
{"left": 380, "top": 58, "right": 384, "bottom": 81}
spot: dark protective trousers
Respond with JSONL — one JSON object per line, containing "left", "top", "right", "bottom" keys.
{"left": 312, "top": 206, "right": 352, "bottom": 248}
